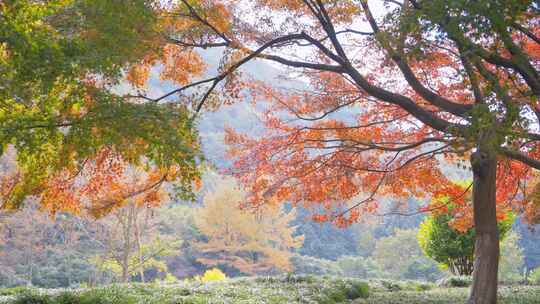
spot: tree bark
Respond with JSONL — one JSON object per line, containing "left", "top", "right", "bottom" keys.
{"left": 468, "top": 149, "right": 499, "bottom": 304}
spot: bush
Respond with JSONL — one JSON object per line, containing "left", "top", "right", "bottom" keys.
{"left": 316, "top": 280, "right": 370, "bottom": 303}
{"left": 437, "top": 276, "right": 472, "bottom": 288}
{"left": 380, "top": 280, "right": 402, "bottom": 292}
{"left": 10, "top": 287, "right": 140, "bottom": 304}
{"left": 345, "top": 281, "right": 370, "bottom": 299}
{"left": 318, "top": 287, "right": 347, "bottom": 304}
{"left": 199, "top": 268, "right": 226, "bottom": 282}
{"left": 415, "top": 283, "right": 434, "bottom": 291}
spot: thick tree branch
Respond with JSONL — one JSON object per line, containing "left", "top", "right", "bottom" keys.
{"left": 360, "top": 0, "right": 474, "bottom": 118}
{"left": 501, "top": 148, "right": 540, "bottom": 170}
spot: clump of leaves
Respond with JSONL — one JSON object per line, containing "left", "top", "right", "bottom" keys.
{"left": 346, "top": 281, "right": 370, "bottom": 299}
{"left": 317, "top": 288, "right": 347, "bottom": 304}
{"left": 380, "top": 280, "right": 403, "bottom": 292}
{"left": 317, "top": 280, "right": 370, "bottom": 303}
{"left": 198, "top": 268, "right": 227, "bottom": 282}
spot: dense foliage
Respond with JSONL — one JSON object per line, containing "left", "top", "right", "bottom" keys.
{"left": 418, "top": 208, "right": 513, "bottom": 276}
{"left": 0, "top": 0, "right": 201, "bottom": 213}
{"left": 194, "top": 177, "right": 303, "bottom": 275}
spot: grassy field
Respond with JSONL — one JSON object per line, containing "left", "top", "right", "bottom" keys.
{"left": 1, "top": 276, "right": 539, "bottom": 304}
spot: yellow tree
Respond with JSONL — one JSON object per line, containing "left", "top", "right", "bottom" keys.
{"left": 194, "top": 177, "right": 303, "bottom": 275}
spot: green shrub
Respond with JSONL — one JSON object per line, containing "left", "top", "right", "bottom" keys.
{"left": 315, "top": 280, "right": 370, "bottom": 304}
{"left": 345, "top": 281, "right": 370, "bottom": 299}
{"left": 10, "top": 288, "right": 140, "bottom": 304}
{"left": 380, "top": 280, "right": 402, "bottom": 292}
{"left": 437, "top": 276, "right": 473, "bottom": 288}
{"left": 314, "top": 280, "right": 370, "bottom": 303}
{"left": 318, "top": 288, "right": 347, "bottom": 304}
{"left": 418, "top": 187, "right": 514, "bottom": 277}
{"left": 54, "top": 292, "right": 81, "bottom": 304}
{"left": 399, "top": 281, "right": 434, "bottom": 292}
{"left": 415, "top": 283, "right": 434, "bottom": 291}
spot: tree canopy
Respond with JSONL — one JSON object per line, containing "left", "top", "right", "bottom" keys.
{"left": 0, "top": 0, "right": 201, "bottom": 213}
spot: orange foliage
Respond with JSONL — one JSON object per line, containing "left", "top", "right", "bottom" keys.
{"left": 186, "top": 2, "right": 540, "bottom": 229}
{"left": 40, "top": 148, "right": 170, "bottom": 218}
{"left": 45, "top": 0, "right": 540, "bottom": 231}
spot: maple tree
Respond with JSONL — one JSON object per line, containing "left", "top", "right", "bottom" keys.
{"left": 0, "top": 0, "right": 201, "bottom": 214}
{"left": 115, "top": 1, "right": 539, "bottom": 303}
{"left": 84, "top": 163, "right": 181, "bottom": 283}
{"left": 193, "top": 177, "right": 303, "bottom": 275}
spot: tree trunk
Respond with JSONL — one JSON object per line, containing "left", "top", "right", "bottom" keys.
{"left": 453, "top": 256, "right": 474, "bottom": 276}
{"left": 468, "top": 149, "right": 499, "bottom": 304}
{"left": 135, "top": 217, "right": 145, "bottom": 283}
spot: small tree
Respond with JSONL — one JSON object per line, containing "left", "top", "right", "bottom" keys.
{"left": 418, "top": 211, "right": 513, "bottom": 276}
{"left": 90, "top": 199, "right": 181, "bottom": 283}
{"left": 194, "top": 177, "right": 303, "bottom": 275}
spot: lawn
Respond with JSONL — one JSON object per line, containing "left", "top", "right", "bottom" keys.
{"left": 0, "top": 276, "right": 539, "bottom": 304}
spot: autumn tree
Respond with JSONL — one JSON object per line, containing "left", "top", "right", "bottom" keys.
{"left": 90, "top": 202, "right": 181, "bottom": 283}
{"left": 0, "top": 0, "right": 201, "bottom": 214}
{"left": 79, "top": 160, "right": 181, "bottom": 283}
{"left": 194, "top": 177, "right": 303, "bottom": 275}
{"left": 115, "top": 1, "right": 540, "bottom": 303}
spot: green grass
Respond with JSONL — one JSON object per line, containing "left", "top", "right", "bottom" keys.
{"left": 1, "top": 276, "right": 539, "bottom": 304}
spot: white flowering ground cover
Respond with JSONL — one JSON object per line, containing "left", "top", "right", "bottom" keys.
{"left": 0, "top": 276, "right": 539, "bottom": 304}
